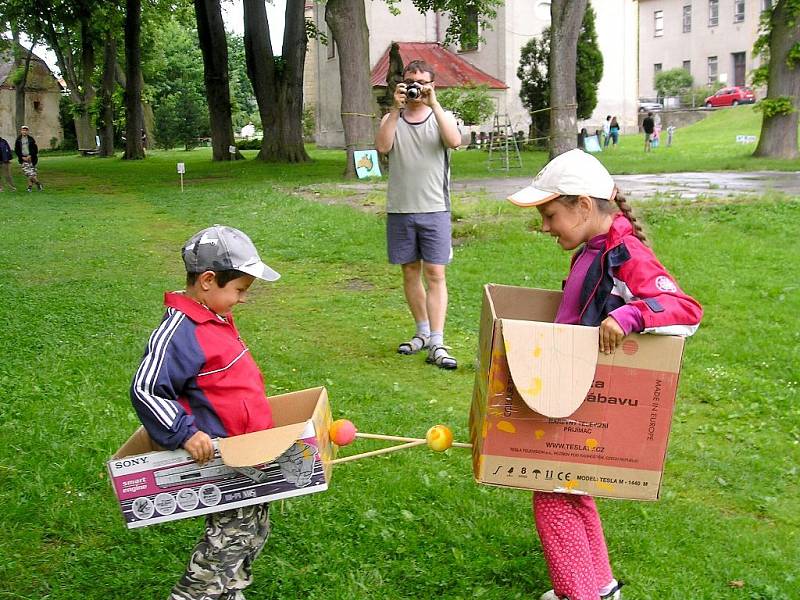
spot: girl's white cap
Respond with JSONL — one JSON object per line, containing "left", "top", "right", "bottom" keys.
{"left": 508, "top": 148, "right": 616, "bottom": 207}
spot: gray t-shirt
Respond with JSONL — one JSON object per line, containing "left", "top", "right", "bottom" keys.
{"left": 21, "top": 136, "right": 30, "bottom": 156}
{"left": 386, "top": 110, "right": 453, "bottom": 213}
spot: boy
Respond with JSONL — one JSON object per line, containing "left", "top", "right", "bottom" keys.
{"left": 130, "top": 225, "right": 280, "bottom": 600}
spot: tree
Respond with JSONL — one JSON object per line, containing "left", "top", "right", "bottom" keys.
{"left": 549, "top": 0, "right": 589, "bottom": 158}
{"left": 751, "top": 0, "right": 800, "bottom": 159}
{"left": 144, "top": 17, "right": 209, "bottom": 150}
{"left": 518, "top": 6, "right": 602, "bottom": 148}
{"left": 654, "top": 68, "right": 693, "bottom": 99}
{"left": 325, "top": 0, "right": 502, "bottom": 177}
{"left": 194, "top": 0, "right": 242, "bottom": 160}
{"left": 123, "top": 0, "right": 144, "bottom": 159}
{"left": 436, "top": 85, "right": 495, "bottom": 126}
{"left": 325, "top": 0, "right": 374, "bottom": 177}
{"left": 98, "top": 28, "right": 117, "bottom": 156}
{"left": 10, "top": 28, "right": 37, "bottom": 131}
{"left": 243, "top": 0, "right": 309, "bottom": 162}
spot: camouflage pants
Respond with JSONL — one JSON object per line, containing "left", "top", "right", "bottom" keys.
{"left": 169, "top": 503, "right": 270, "bottom": 600}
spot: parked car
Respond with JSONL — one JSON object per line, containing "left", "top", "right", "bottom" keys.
{"left": 704, "top": 86, "right": 756, "bottom": 108}
{"left": 638, "top": 100, "right": 663, "bottom": 112}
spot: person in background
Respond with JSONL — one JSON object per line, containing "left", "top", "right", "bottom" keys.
{"left": 607, "top": 117, "right": 620, "bottom": 148}
{"left": 602, "top": 116, "right": 612, "bottom": 148}
{"left": 508, "top": 149, "right": 703, "bottom": 600}
{"left": 14, "top": 125, "right": 43, "bottom": 192}
{"left": 0, "top": 134, "right": 16, "bottom": 191}
{"left": 375, "top": 59, "right": 461, "bottom": 370}
{"left": 642, "top": 113, "right": 655, "bottom": 153}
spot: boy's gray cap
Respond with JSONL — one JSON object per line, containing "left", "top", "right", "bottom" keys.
{"left": 182, "top": 225, "right": 280, "bottom": 282}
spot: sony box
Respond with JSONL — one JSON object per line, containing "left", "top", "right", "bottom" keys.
{"left": 469, "top": 284, "right": 685, "bottom": 501}
{"left": 108, "top": 386, "right": 334, "bottom": 528}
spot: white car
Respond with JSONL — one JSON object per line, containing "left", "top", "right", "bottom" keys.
{"left": 638, "top": 100, "right": 663, "bottom": 112}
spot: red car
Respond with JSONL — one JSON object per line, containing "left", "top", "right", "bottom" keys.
{"left": 704, "top": 86, "right": 756, "bottom": 107}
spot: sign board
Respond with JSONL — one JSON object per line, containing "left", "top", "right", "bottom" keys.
{"left": 354, "top": 150, "right": 381, "bottom": 179}
{"left": 177, "top": 162, "right": 186, "bottom": 174}
{"left": 736, "top": 135, "right": 757, "bottom": 144}
{"left": 229, "top": 145, "right": 237, "bottom": 154}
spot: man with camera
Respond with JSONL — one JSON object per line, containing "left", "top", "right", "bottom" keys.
{"left": 375, "top": 60, "right": 462, "bottom": 370}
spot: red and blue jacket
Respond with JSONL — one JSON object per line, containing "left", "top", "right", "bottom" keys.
{"left": 130, "top": 292, "right": 274, "bottom": 450}
{"left": 575, "top": 213, "right": 703, "bottom": 333}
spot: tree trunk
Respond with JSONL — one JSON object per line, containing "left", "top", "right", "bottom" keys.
{"left": 114, "top": 62, "right": 154, "bottom": 147}
{"left": 195, "top": 0, "right": 243, "bottom": 161}
{"left": 12, "top": 30, "right": 36, "bottom": 132}
{"left": 124, "top": 0, "right": 145, "bottom": 159}
{"left": 75, "top": 17, "right": 97, "bottom": 150}
{"left": 326, "top": 0, "right": 377, "bottom": 177}
{"left": 753, "top": 0, "right": 800, "bottom": 159}
{"left": 99, "top": 30, "right": 117, "bottom": 157}
{"left": 242, "top": 0, "right": 309, "bottom": 162}
{"left": 549, "top": 0, "right": 587, "bottom": 159}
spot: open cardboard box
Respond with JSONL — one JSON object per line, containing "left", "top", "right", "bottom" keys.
{"left": 469, "top": 284, "right": 685, "bottom": 501}
{"left": 108, "top": 386, "right": 333, "bottom": 528}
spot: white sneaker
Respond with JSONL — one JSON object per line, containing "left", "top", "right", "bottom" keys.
{"left": 538, "top": 581, "right": 623, "bottom": 600}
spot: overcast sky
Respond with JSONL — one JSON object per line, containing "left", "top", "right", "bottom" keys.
{"left": 12, "top": 0, "right": 287, "bottom": 76}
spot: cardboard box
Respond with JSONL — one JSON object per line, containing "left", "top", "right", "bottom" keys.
{"left": 469, "top": 284, "right": 685, "bottom": 501}
{"left": 108, "top": 386, "right": 334, "bottom": 528}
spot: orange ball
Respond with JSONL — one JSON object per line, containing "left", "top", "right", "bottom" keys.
{"left": 330, "top": 419, "right": 357, "bottom": 446}
{"left": 426, "top": 425, "right": 453, "bottom": 452}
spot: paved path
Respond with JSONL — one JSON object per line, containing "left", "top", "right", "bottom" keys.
{"left": 452, "top": 170, "right": 800, "bottom": 201}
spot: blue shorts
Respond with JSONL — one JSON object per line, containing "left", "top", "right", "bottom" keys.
{"left": 387, "top": 212, "right": 452, "bottom": 265}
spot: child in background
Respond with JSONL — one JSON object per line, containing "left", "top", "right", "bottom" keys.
{"left": 130, "top": 225, "right": 281, "bottom": 600}
{"left": 508, "top": 149, "right": 703, "bottom": 600}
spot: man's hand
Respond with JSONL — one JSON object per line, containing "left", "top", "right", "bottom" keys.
{"left": 184, "top": 431, "right": 214, "bottom": 465}
{"left": 421, "top": 83, "right": 438, "bottom": 108}
{"left": 393, "top": 83, "right": 407, "bottom": 110}
{"left": 599, "top": 316, "right": 625, "bottom": 355}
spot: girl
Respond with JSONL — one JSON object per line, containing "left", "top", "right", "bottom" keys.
{"left": 508, "top": 149, "right": 703, "bottom": 600}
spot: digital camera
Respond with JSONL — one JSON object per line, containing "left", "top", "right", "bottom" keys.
{"left": 406, "top": 83, "right": 422, "bottom": 100}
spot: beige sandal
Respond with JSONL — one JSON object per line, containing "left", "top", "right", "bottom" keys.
{"left": 397, "top": 334, "right": 429, "bottom": 355}
{"left": 426, "top": 345, "right": 457, "bottom": 369}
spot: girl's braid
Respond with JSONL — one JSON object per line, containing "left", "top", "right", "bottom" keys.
{"left": 613, "top": 189, "right": 648, "bottom": 244}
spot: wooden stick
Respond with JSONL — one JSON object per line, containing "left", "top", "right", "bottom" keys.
{"left": 330, "top": 440, "right": 426, "bottom": 465}
{"left": 356, "top": 432, "right": 472, "bottom": 449}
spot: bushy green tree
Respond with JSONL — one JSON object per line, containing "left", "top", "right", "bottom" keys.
{"left": 436, "top": 85, "right": 495, "bottom": 125}
{"left": 518, "top": 5, "right": 603, "bottom": 145}
{"left": 144, "top": 18, "right": 210, "bottom": 149}
{"left": 655, "top": 68, "right": 693, "bottom": 98}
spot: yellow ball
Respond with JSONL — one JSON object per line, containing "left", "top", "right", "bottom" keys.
{"left": 426, "top": 425, "right": 454, "bottom": 452}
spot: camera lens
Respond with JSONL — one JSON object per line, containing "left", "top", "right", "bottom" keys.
{"left": 407, "top": 86, "right": 421, "bottom": 100}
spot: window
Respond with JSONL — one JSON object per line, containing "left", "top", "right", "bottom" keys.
{"left": 654, "top": 10, "right": 664, "bottom": 36}
{"left": 683, "top": 60, "right": 692, "bottom": 72}
{"left": 459, "top": 5, "right": 480, "bottom": 52}
{"left": 33, "top": 100, "right": 42, "bottom": 112}
{"left": 654, "top": 63, "right": 663, "bottom": 76}
{"left": 761, "top": 0, "right": 772, "bottom": 11}
{"left": 707, "top": 56, "right": 718, "bottom": 84}
{"left": 683, "top": 5, "right": 692, "bottom": 32}
{"left": 734, "top": 0, "right": 745, "bottom": 22}
{"left": 709, "top": 0, "right": 719, "bottom": 26}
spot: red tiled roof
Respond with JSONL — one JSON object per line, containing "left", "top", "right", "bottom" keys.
{"left": 370, "top": 42, "right": 507, "bottom": 89}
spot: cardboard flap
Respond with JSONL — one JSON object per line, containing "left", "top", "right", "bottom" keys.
{"left": 500, "top": 319, "right": 598, "bottom": 418}
{"left": 218, "top": 422, "right": 308, "bottom": 467}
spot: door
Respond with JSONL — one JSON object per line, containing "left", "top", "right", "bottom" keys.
{"left": 732, "top": 52, "right": 746, "bottom": 87}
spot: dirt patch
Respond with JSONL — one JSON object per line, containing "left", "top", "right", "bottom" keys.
{"left": 292, "top": 183, "right": 386, "bottom": 214}
{"left": 341, "top": 277, "right": 376, "bottom": 291}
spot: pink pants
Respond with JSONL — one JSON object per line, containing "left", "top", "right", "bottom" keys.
{"left": 533, "top": 492, "right": 614, "bottom": 600}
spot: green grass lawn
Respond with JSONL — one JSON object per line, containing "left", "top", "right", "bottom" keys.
{"left": 1, "top": 113, "right": 798, "bottom": 599}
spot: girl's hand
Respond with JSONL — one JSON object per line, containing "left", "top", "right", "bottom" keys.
{"left": 184, "top": 431, "right": 214, "bottom": 465}
{"left": 599, "top": 316, "right": 625, "bottom": 355}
